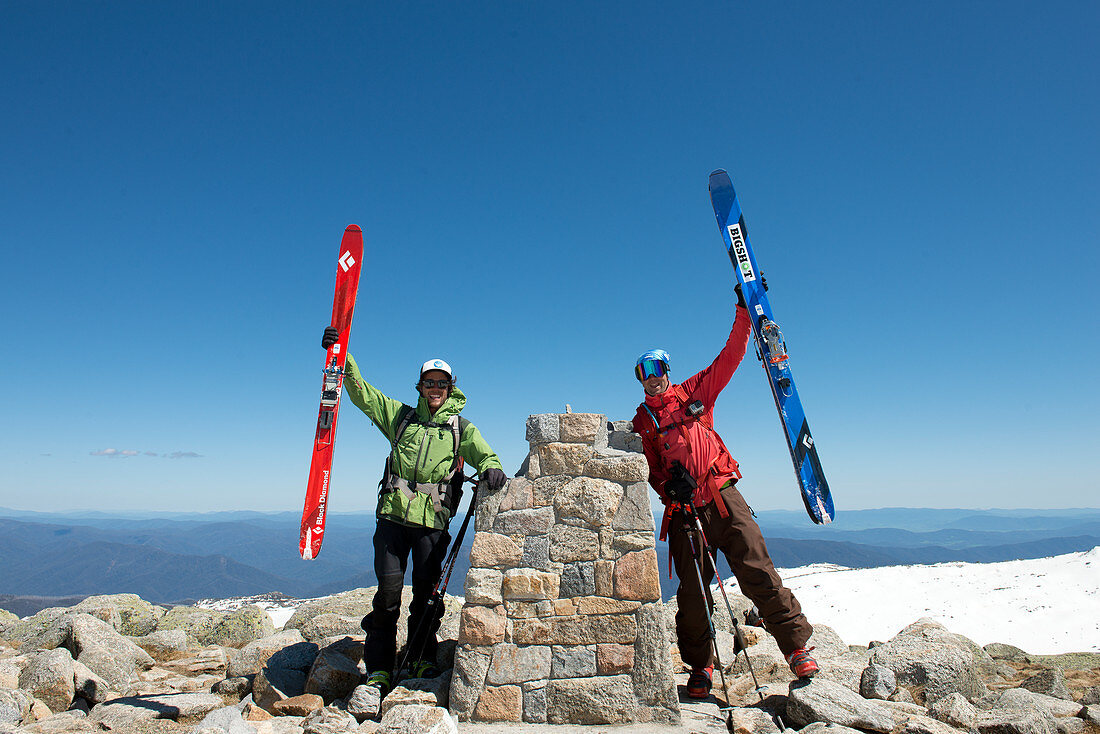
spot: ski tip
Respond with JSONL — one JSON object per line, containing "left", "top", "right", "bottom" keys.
{"left": 344, "top": 224, "right": 361, "bottom": 233}
{"left": 709, "top": 169, "right": 732, "bottom": 189}
{"left": 709, "top": 168, "right": 728, "bottom": 177}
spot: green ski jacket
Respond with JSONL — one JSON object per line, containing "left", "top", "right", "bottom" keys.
{"left": 343, "top": 353, "right": 503, "bottom": 530}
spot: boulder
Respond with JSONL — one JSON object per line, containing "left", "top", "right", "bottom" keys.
{"left": 227, "top": 629, "right": 315, "bottom": 678}
{"left": 190, "top": 704, "right": 259, "bottom": 734}
{"left": 209, "top": 606, "right": 275, "bottom": 649}
{"left": 0, "top": 688, "right": 32, "bottom": 726}
{"left": 786, "top": 678, "right": 898, "bottom": 732}
{"left": 861, "top": 663, "right": 898, "bottom": 700}
{"left": 12, "top": 610, "right": 71, "bottom": 652}
{"left": 300, "top": 704, "right": 357, "bottom": 734}
{"left": 797, "top": 723, "right": 867, "bottom": 734}
{"left": 1081, "top": 705, "right": 1099, "bottom": 726}
{"left": 65, "top": 613, "right": 155, "bottom": 690}
{"left": 0, "top": 660, "right": 20, "bottom": 689}
{"left": 253, "top": 717, "right": 305, "bottom": 734}
{"left": 985, "top": 643, "right": 1031, "bottom": 662}
{"left": 390, "top": 672, "right": 451, "bottom": 709}
{"left": 380, "top": 686, "right": 439, "bottom": 716}
{"left": 930, "top": 691, "right": 980, "bottom": 729}
{"left": 343, "top": 684, "right": 381, "bottom": 722}
{"left": 294, "top": 614, "right": 363, "bottom": 644}
{"left": 212, "top": 676, "right": 253, "bottom": 700}
{"left": 132, "top": 629, "right": 191, "bottom": 661}
{"left": 1021, "top": 670, "right": 1074, "bottom": 702}
{"left": 88, "top": 692, "right": 225, "bottom": 728}
{"left": 976, "top": 688, "right": 1058, "bottom": 734}
{"left": 893, "top": 712, "right": 975, "bottom": 734}
{"left": 818, "top": 650, "right": 873, "bottom": 694}
{"left": 377, "top": 704, "right": 457, "bottom": 734}
{"left": 271, "top": 693, "right": 324, "bottom": 717}
{"left": 1014, "top": 689, "right": 1087, "bottom": 718}
{"left": 283, "top": 589, "right": 373, "bottom": 632}
{"left": 869, "top": 618, "right": 991, "bottom": 704}
{"left": 253, "top": 666, "right": 307, "bottom": 713}
{"left": 18, "top": 648, "right": 76, "bottom": 714}
{"left": 73, "top": 594, "right": 165, "bottom": 636}
{"left": 303, "top": 638, "right": 361, "bottom": 703}
{"left": 19, "top": 710, "right": 103, "bottom": 734}
{"left": 157, "top": 606, "right": 227, "bottom": 647}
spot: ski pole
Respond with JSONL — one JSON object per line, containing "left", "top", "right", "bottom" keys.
{"left": 678, "top": 503, "right": 737, "bottom": 731}
{"left": 393, "top": 474, "right": 481, "bottom": 683}
{"left": 684, "top": 502, "right": 787, "bottom": 731}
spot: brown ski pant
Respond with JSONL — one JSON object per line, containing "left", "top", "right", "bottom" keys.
{"left": 668, "top": 482, "right": 812, "bottom": 669}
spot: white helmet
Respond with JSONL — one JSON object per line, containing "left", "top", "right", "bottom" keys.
{"left": 419, "top": 358, "right": 453, "bottom": 381}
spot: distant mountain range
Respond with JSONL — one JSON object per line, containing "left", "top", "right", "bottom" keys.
{"left": 1, "top": 506, "right": 1097, "bottom": 616}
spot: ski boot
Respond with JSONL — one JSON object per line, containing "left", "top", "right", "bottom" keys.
{"left": 407, "top": 659, "right": 442, "bottom": 679}
{"left": 362, "top": 670, "right": 392, "bottom": 696}
{"left": 686, "top": 664, "right": 714, "bottom": 699}
{"left": 786, "top": 646, "right": 819, "bottom": 678}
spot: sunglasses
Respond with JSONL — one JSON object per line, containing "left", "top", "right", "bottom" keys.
{"left": 419, "top": 378, "right": 452, "bottom": 389}
{"left": 635, "top": 359, "right": 669, "bottom": 381}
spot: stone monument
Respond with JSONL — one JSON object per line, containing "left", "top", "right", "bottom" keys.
{"left": 449, "top": 411, "right": 680, "bottom": 724}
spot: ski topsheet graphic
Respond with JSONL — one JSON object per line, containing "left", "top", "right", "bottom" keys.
{"left": 300, "top": 225, "right": 364, "bottom": 559}
{"left": 708, "top": 170, "right": 834, "bottom": 524}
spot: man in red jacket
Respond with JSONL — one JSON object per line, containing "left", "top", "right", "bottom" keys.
{"left": 632, "top": 284, "right": 818, "bottom": 699}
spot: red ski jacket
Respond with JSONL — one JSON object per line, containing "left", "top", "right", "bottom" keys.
{"left": 633, "top": 306, "right": 751, "bottom": 537}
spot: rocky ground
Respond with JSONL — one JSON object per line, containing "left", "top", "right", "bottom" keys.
{"left": 0, "top": 590, "right": 1097, "bottom": 734}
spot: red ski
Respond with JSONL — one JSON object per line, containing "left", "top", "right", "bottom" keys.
{"left": 300, "top": 225, "right": 363, "bottom": 560}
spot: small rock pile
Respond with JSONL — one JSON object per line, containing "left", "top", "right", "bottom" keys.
{"left": 451, "top": 412, "right": 679, "bottom": 725}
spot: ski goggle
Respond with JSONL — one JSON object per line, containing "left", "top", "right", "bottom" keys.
{"left": 635, "top": 359, "right": 669, "bottom": 381}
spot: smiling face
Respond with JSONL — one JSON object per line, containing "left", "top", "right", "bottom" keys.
{"left": 642, "top": 373, "right": 670, "bottom": 396}
{"left": 418, "top": 369, "right": 451, "bottom": 412}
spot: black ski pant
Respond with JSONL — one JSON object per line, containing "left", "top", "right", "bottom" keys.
{"left": 669, "top": 482, "right": 812, "bottom": 669}
{"left": 361, "top": 517, "right": 450, "bottom": 674}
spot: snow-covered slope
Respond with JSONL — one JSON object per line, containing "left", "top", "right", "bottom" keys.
{"left": 748, "top": 546, "right": 1100, "bottom": 654}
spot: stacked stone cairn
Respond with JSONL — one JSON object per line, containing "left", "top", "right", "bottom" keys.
{"left": 450, "top": 411, "right": 680, "bottom": 725}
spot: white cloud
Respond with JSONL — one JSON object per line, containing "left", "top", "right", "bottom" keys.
{"left": 90, "top": 448, "right": 140, "bottom": 458}
{"left": 90, "top": 448, "right": 202, "bottom": 459}
{"left": 166, "top": 451, "right": 202, "bottom": 459}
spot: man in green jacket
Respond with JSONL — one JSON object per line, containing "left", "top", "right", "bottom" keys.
{"left": 321, "top": 328, "right": 507, "bottom": 691}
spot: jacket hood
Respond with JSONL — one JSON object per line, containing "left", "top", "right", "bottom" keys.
{"left": 417, "top": 384, "right": 466, "bottom": 421}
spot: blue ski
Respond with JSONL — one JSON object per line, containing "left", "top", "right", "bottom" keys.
{"left": 709, "top": 169, "right": 834, "bottom": 524}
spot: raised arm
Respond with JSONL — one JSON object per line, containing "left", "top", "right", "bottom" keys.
{"left": 677, "top": 305, "right": 751, "bottom": 409}
{"left": 343, "top": 353, "right": 405, "bottom": 441}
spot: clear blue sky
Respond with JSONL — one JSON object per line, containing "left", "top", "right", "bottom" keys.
{"left": 2, "top": 2, "right": 1097, "bottom": 514}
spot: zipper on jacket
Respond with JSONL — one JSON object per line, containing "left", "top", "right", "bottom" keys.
{"left": 404, "top": 426, "right": 432, "bottom": 524}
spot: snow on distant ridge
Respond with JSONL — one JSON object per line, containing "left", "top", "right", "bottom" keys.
{"left": 195, "top": 591, "right": 308, "bottom": 630}
{"left": 748, "top": 546, "right": 1100, "bottom": 654}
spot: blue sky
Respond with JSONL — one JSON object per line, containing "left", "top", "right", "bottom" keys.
{"left": 2, "top": 2, "right": 1097, "bottom": 515}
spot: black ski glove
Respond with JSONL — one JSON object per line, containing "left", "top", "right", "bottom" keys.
{"left": 734, "top": 275, "right": 768, "bottom": 309}
{"left": 321, "top": 326, "right": 339, "bottom": 349}
{"left": 664, "top": 477, "right": 695, "bottom": 504}
{"left": 482, "top": 468, "right": 507, "bottom": 491}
